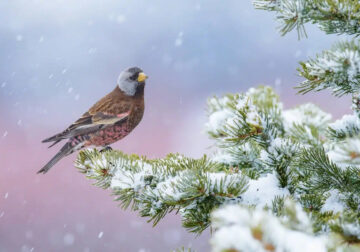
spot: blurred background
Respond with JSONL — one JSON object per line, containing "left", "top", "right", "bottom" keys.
{"left": 0, "top": 0, "right": 352, "bottom": 251}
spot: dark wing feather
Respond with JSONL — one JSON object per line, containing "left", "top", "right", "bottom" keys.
{"left": 42, "top": 112, "right": 129, "bottom": 144}
{"left": 42, "top": 112, "right": 93, "bottom": 143}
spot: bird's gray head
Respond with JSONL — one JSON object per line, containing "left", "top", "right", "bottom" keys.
{"left": 117, "top": 67, "right": 148, "bottom": 96}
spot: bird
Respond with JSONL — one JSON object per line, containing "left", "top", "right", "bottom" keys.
{"left": 38, "top": 67, "right": 148, "bottom": 174}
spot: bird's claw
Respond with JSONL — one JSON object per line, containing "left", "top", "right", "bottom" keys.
{"left": 100, "top": 146, "right": 113, "bottom": 153}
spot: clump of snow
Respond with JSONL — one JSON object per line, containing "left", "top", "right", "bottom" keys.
{"left": 111, "top": 162, "right": 154, "bottom": 192}
{"left": 262, "top": 138, "right": 298, "bottom": 163}
{"left": 327, "top": 137, "right": 360, "bottom": 168}
{"left": 329, "top": 114, "right": 360, "bottom": 132}
{"left": 342, "top": 222, "right": 360, "bottom": 240}
{"left": 155, "top": 171, "right": 186, "bottom": 201}
{"left": 211, "top": 204, "right": 327, "bottom": 252}
{"left": 211, "top": 151, "right": 236, "bottom": 165}
{"left": 241, "top": 173, "right": 289, "bottom": 208}
{"left": 206, "top": 109, "right": 233, "bottom": 133}
{"left": 205, "top": 94, "right": 261, "bottom": 136}
{"left": 283, "top": 103, "right": 332, "bottom": 130}
{"left": 321, "top": 190, "right": 346, "bottom": 213}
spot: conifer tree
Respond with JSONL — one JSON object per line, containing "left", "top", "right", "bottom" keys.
{"left": 76, "top": 1, "right": 360, "bottom": 251}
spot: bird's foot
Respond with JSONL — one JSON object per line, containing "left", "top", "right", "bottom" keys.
{"left": 100, "top": 146, "right": 113, "bottom": 153}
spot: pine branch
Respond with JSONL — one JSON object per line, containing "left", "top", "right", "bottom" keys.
{"left": 299, "top": 147, "right": 360, "bottom": 206}
{"left": 253, "top": 0, "right": 360, "bottom": 38}
{"left": 76, "top": 149, "right": 249, "bottom": 234}
{"left": 297, "top": 40, "right": 360, "bottom": 96}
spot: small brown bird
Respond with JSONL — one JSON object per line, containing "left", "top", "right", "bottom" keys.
{"left": 38, "top": 67, "right": 148, "bottom": 174}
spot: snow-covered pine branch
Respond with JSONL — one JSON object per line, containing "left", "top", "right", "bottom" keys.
{"left": 298, "top": 40, "right": 360, "bottom": 96}
{"left": 77, "top": 150, "right": 249, "bottom": 233}
{"left": 253, "top": 0, "right": 360, "bottom": 38}
{"left": 76, "top": 86, "right": 360, "bottom": 250}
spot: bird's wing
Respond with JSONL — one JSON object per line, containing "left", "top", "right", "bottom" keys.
{"left": 42, "top": 111, "right": 130, "bottom": 144}
{"left": 43, "top": 86, "right": 132, "bottom": 145}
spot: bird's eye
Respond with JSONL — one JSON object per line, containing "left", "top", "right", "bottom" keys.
{"left": 129, "top": 73, "right": 139, "bottom": 81}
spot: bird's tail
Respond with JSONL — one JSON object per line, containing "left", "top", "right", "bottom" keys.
{"left": 37, "top": 142, "right": 73, "bottom": 174}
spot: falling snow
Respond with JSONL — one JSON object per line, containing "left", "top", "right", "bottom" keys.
{"left": 116, "top": 15, "right": 126, "bottom": 24}
{"left": 175, "top": 32, "right": 184, "bottom": 47}
{"left": 63, "top": 233, "right": 75, "bottom": 246}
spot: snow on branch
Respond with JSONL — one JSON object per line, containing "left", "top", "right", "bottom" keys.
{"left": 253, "top": 0, "right": 360, "bottom": 38}
{"left": 298, "top": 40, "right": 360, "bottom": 96}
{"left": 210, "top": 200, "right": 328, "bottom": 252}
{"left": 76, "top": 150, "right": 249, "bottom": 233}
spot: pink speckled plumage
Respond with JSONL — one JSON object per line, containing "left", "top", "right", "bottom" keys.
{"left": 85, "top": 124, "right": 130, "bottom": 146}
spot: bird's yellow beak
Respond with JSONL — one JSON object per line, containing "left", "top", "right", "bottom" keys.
{"left": 137, "top": 72, "right": 148, "bottom": 82}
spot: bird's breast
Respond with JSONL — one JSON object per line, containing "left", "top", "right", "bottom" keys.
{"left": 85, "top": 124, "right": 131, "bottom": 146}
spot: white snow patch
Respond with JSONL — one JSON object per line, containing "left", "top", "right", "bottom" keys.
{"left": 321, "top": 190, "right": 346, "bottom": 213}
{"left": 206, "top": 109, "right": 233, "bottom": 133}
{"left": 211, "top": 152, "right": 235, "bottom": 164}
{"left": 329, "top": 114, "right": 360, "bottom": 131}
{"left": 283, "top": 103, "right": 331, "bottom": 130}
{"left": 241, "top": 173, "right": 289, "bottom": 208}
{"left": 211, "top": 205, "right": 327, "bottom": 252}
{"left": 343, "top": 223, "right": 360, "bottom": 240}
